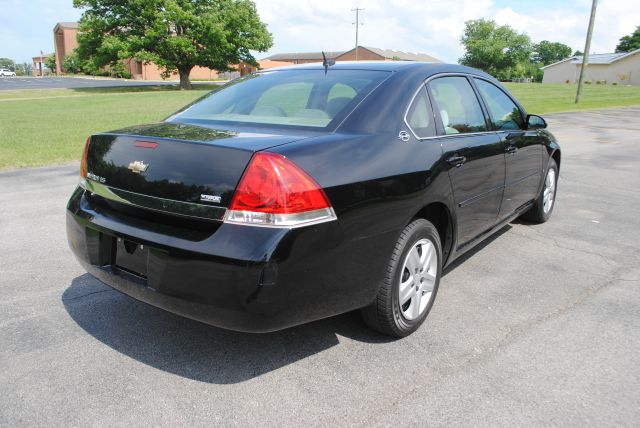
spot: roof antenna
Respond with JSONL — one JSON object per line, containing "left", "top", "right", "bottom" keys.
{"left": 322, "top": 51, "right": 335, "bottom": 74}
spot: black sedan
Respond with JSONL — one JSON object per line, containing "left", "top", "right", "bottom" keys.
{"left": 66, "top": 61, "right": 560, "bottom": 337}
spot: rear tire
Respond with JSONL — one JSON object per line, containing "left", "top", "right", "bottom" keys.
{"left": 361, "top": 219, "right": 442, "bottom": 337}
{"left": 522, "top": 158, "right": 558, "bottom": 223}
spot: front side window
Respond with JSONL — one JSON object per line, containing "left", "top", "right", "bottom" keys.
{"left": 428, "top": 76, "right": 488, "bottom": 135}
{"left": 170, "top": 70, "right": 389, "bottom": 129}
{"left": 405, "top": 86, "right": 435, "bottom": 138}
{"left": 474, "top": 79, "right": 523, "bottom": 130}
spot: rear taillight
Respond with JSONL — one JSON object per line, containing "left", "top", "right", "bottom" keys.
{"left": 80, "top": 136, "right": 91, "bottom": 178}
{"left": 224, "top": 152, "right": 336, "bottom": 227}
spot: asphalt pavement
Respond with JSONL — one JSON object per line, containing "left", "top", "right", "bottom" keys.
{"left": 1, "top": 108, "right": 639, "bottom": 426}
{"left": 0, "top": 76, "right": 220, "bottom": 90}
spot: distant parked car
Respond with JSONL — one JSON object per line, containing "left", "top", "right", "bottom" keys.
{"left": 67, "top": 61, "right": 560, "bottom": 337}
{"left": 0, "top": 68, "right": 16, "bottom": 77}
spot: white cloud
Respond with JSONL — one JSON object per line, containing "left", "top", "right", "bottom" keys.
{"left": 253, "top": 0, "right": 640, "bottom": 62}
{"left": 0, "top": 0, "right": 638, "bottom": 64}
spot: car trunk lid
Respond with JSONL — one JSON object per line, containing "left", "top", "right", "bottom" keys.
{"left": 83, "top": 122, "right": 309, "bottom": 220}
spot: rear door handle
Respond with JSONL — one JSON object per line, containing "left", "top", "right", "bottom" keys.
{"left": 505, "top": 145, "right": 517, "bottom": 154}
{"left": 447, "top": 155, "right": 466, "bottom": 167}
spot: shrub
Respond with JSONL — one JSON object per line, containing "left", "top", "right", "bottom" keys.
{"left": 585, "top": 80, "right": 592, "bottom": 84}
{"left": 62, "top": 52, "right": 82, "bottom": 74}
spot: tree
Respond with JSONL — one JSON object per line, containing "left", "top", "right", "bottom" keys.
{"left": 45, "top": 55, "right": 56, "bottom": 73}
{"left": 73, "top": 0, "right": 273, "bottom": 89}
{"left": 615, "top": 25, "right": 640, "bottom": 52}
{"left": 63, "top": 52, "right": 82, "bottom": 74}
{"left": 533, "top": 40, "right": 572, "bottom": 65}
{"left": 0, "top": 58, "right": 15, "bottom": 70}
{"left": 15, "top": 63, "right": 33, "bottom": 76}
{"left": 459, "top": 19, "right": 532, "bottom": 80}
{"left": 573, "top": 50, "right": 583, "bottom": 56}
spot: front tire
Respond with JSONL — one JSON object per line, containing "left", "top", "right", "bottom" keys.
{"left": 361, "top": 219, "right": 442, "bottom": 337}
{"left": 522, "top": 158, "right": 558, "bottom": 223}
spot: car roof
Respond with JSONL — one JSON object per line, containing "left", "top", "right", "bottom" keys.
{"left": 260, "top": 61, "right": 494, "bottom": 80}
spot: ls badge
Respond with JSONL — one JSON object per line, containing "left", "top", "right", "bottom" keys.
{"left": 128, "top": 160, "right": 149, "bottom": 174}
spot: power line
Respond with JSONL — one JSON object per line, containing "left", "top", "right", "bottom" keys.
{"left": 351, "top": 8, "right": 364, "bottom": 61}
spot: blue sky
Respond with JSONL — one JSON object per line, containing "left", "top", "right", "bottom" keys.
{"left": 0, "top": 0, "right": 637, "bottom": 65}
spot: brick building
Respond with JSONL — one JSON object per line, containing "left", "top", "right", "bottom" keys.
{"left": 264, "top": 46, "right": 441, "bottom": 64}
{"left": 41, "top": 21, "right": 283, "bottom": 80}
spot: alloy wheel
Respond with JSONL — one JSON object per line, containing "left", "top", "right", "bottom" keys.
{"left": 543, "top": 168, "right": 556, "bottom": 214}
{"left": 398, "top": 239, "right": 438, "bottom": 321}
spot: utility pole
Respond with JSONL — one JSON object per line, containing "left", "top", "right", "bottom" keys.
{"left": 575, "top": 0, "right": 597, "bottom": 104}
{"left": 351, "top": 8, "right": 364, "bottom": 61}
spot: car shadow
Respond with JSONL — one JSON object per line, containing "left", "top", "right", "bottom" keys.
{"left": 63, "top": 224, "right": 514, "bottom": 384}
{"left": 62, "top": 274, "right": 396, "bottom": 384}
{"left": 443, "top": 224, "right": 512, "bottom": 275}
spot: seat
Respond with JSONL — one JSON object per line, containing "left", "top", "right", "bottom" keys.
{"left": 440, "top": 109, "right": 459, "bottom": 134}
{"left": 326, "top": 97, "right": 352, "bottom": 117}
{"left": 250, "top": 105, "right": 287, "bottom": 117}
{"left": 293, "top": 109, "right": 330, "bottom": 119}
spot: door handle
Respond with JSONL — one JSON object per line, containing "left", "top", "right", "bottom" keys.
{"left": 447, "top": 155, "right": 466, "bottom": 167}
{"left": 505, "top": 145, "right": 517, "bottom": 154}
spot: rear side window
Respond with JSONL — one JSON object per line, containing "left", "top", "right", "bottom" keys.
{"left": 474, "top": 79, "right": 524, "bottom": 130}
{"left": 405, "top": 86, "right": 435, "bottom": 138}
{"left": 428, "top": 76, "right": 488, "bottom": 135}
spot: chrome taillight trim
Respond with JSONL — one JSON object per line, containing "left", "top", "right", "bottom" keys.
{"left": 223, "top": 207, "right": 337, "bottom": 228}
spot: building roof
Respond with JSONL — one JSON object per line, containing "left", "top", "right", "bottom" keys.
{"left": 265, "top": 46, "right": 441, "bottom": 63}
{"left": 264, "top": 51, "right": 345, "bottom": 61}
{"left": 356, "top": 46, "right": 442, "bottom": 62}
{"left": 32, "top": 53, "right": 54, "bottom": 60}
{"left": 541, "top": 48, "right": 640, "bottom": 69}
{"left": 56, "top": 22, "right": 79, "bottom": 29}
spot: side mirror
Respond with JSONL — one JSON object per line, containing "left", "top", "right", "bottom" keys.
{"left": 527, "top": 114, "right": 547, "bottom": 130}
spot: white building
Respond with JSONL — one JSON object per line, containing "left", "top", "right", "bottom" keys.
{"left": 541, "top": 49, "right": 640, "bottom": 85}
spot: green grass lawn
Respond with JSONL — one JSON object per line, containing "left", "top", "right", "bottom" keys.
{"left": 504, "top": 83, "right": 640, "bottom": 114}
{"left": 0, "top": 86, "right": 213, "bottom": 169}
{"left": 1, "top": 82, "right": 639, "bottom": 170}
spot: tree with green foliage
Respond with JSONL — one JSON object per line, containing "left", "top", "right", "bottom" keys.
{"left": 573, "top": 50, "right": 583, "bottom": 56}
{"left": 0, "top": 58, "right": 16, "bottom": 70}
{"left": 14, "top": 63, "right": 33, "bottom": 76}
{"left": 533, "top": 40, "right": 572, "bottom": 65}
{"left": 73, "top": 0, "right": 273, "bottom": 89}
{"left": 615, "top": 26, "right": 640, "bottom": 53}
{"left": 44, "top": 56, "right": 56, "bottom": 73}
{"left": 63, "top": 52, "right": 82, "bottom": 74}
{"left": 459, "top": 19, "right": 532, "bottom": 81}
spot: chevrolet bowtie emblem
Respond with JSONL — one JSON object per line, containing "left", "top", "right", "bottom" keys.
{"left": 128, "top": 160, "right": 149, "bottom": 174}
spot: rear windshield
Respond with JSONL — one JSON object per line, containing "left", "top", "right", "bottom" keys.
{"left": 169, "top": 69, "right": 389, "bottom": 129}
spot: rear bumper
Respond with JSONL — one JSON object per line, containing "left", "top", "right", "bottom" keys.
{"left": 66, "top": 187, "right": 394, "bottom": 332}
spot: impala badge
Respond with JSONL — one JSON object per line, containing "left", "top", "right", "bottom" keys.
{"left": 128, "top": 160, "right": 149, "bottom": 174}
{"left": 200, "top": 194, "right": 222, "bottom": 203}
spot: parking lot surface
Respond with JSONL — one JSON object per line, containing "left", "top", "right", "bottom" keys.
{"left": 0, "top": 76, "right": 218, "bottom": 90}
{"left": 1, "top": 108, "right": 639, "bottom": 426}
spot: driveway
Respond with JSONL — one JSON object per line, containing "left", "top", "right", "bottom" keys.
{"left": 1, "top": 108, "right": 639, "bottom": 426}
{"left": 0, "top": 76, "right": 219, "bottom": 91}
